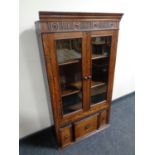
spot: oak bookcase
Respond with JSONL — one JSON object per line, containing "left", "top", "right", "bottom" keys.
{"left": 35, "top": 11, "right": 123, "bottom": 148}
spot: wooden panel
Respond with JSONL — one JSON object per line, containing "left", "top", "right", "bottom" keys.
{"left": 81, "top": 32, "right": 91, "bottom": 111}
{"left": 42, "top": 34, "right": 63, "bottom": 121}
{"left": 39, "top": 11, "right": 123, "bottom": 20}
{"left": 74, "top": 115, "right": 98, "bottom": 140}
{"left": 98, "top": 110, "right": 108, "bottom": 128}
{"left": 91, "top": 30, "right": 113, "bottom": 36}
{"left": 82, "top": 32, "right": 90, "bottom": 111}
{"left": 52, "top": 32, "right": 83, "bottom": 39}
{"left": 36, "top": 21, "right": 119, "bottom": 33}
{"left": 59, "top": 125, "right": 72, "bottom": 147}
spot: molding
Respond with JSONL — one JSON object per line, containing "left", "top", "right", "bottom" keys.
{"left": 37, "top": 20, "right": 119, "bottom": 33}
{"left": 39, "top": 11, "right": 123, "bottom": 20}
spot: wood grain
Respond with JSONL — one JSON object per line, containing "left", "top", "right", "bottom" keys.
{"left": 35, "top": 11, "right": 123, "bottom": 148}
{"left": 74, "top": 114, "right": 98, "bottom": 140}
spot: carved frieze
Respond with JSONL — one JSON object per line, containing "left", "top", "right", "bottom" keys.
{"left": 39, "top": 21, "right": 119, "bottom": 33}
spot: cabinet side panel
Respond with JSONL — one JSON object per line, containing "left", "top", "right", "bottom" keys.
{"left": 39, "top": 34, "right": 63, "bottom": 145}
{"left": 35, "top": 28, "right": 53, "bottom": 123}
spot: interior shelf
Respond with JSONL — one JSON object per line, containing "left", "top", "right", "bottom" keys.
{"left": 63, "top": 102, "right": 82, "bottom": 114}
{"left": 61, "top": 81, "right": 106, "bottom": 98}
{"left": 91, "top": 81, "right": 106, "bottom": 88}
{"left": 62, "top": 93, "right": 82, "bottom": 114}
{"left": 58, "top": 54, "right": 108, "bottom": 66}
{"left": 92, "top": 54, "right": 108, "bottom": 60}
{"left": 62, "top": 80, "right": 107, "bottom": 114}
{"left": 59, "top": 59, "right": 80, "bottom": 66}
{"left": 70, "top": 80, "right": 106, "bottom": 89}
{"left": 62, "top": 86, "right": 80, "bottom": 97}
{"left": 57, "top": 48, "right": 81, "bottom": 66}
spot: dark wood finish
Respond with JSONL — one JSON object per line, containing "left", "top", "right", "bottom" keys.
{"left": 74, "top": 114, "right": 98, "bottom": 140}
{"left": 35, "top": 11, "right": 123, "bottom": 148}
{"left": 39, "top": 11, "right": 123, "bottom": 20}
{"left": 59, "top": 125, "right": 72, "bottom": 147}
{"left": 61, "top": 100, "right": 108, "bottom": 126}
{"left": 98, "top": 110, "right": 108, "bottom": 128}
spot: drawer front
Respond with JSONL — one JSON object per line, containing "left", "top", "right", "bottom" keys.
{"left": 59, "top": 125, "right": 72, "bottom": 147}
{"left": 98, "top": 110, "right": 108, "bottom": 128}
{"left": 74, "top": 115, "right": 98, "bottom": 139}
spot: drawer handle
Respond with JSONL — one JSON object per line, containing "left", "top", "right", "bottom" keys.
{"left": 84, "top": 124, "right": 91, "bottom": 130}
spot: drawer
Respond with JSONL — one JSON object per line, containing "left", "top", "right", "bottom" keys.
{"left": 74, "top": 115, "right": 98, "bottom": 140}
{"left": 98, "top": 110, "right": 108, "bottom": 128}
{"left": 59, "top": 125, "right": 72, "bottom": 147}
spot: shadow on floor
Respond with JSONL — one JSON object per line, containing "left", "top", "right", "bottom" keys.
{"left": 20, "top": 126, "right": 58, "bottom": 149}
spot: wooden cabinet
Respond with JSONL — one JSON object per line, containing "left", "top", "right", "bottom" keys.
{"left": 35, "top": 11, "right": 123, "bottom": 148}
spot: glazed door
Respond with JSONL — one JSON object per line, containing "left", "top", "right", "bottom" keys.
{"left": 42, "top": 31, "right": 117, "bottom": 120}
{"left": 47, "top": 32, "right": 87, "bottom": 117}
{"left": 88, "top": 31, "right": 116, "bottom": 107}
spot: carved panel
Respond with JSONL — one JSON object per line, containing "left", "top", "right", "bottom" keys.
{"left": 39, "top": 21, "right": 119, "bottom": 33}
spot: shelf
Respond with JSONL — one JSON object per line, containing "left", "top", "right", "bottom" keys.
{"left": 64, "top": 102, "right": 82, "bottom": 111}
{"left": 61, "top": 83, "right": 81, "bottom": 97}
{"left": 59, "top": 59, "right": 80, "bottom": 66}
{"left": 63, "top": 81, "right": 106, "bottom": 90}
{"left": 61, "top": 81, "right": 106, "bottom": 98}
{"left": 70, "top": 81, "right": 81, "bottom": 90}
{"left": 91, "top": 93, "right": 106, "bottom": 104}
{"left": 91, "top": 81, "right": 106, "bottom": 89}
{"left": 91, "top": 82, "right": 107, "bottom": 104}
{"left": 57, "top": 49, "right": 81, "bottom": 66}
{"left": 62, "top": 93, "right": 82, "bottom": 114}
{"left": 62, "top": 88, "right": 80, "bottom": 97}
{"left": 92, "top": 54, "right": 108, "bottom": 60}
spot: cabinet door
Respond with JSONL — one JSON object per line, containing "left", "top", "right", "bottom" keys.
{"left": 43, "top": 32, "right": 87, "bottom": 117}
{"left": 89, "top": 31, "right": 117, "bottom": 106}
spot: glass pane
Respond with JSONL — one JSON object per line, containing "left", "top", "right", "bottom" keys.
{"left": 91, "top": 36, "right": 112, "bottom": 105}
{"left": 56, "top": 38, "right": 82, "bottom": 115}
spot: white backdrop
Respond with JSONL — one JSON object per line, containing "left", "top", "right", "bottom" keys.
{"left": 19, "top": 0, "right": 135, "bottom": 138}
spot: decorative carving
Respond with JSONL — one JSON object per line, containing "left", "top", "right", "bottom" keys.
{"left": 42, "top": 21, "right": 118, "bottom": 33}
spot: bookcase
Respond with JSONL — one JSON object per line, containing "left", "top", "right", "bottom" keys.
{"left": 35, "top": 11, "right": 123, "bottom": 148}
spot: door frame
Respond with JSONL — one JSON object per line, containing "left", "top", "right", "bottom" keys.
{"left": 42, "top": 32, "right": 88, "bottom": 123}
{"left": 88, "top": 30, "right": 118, "bottom": 107}
{"left": 89, "top": 30, "right": 119, "bottom": 124}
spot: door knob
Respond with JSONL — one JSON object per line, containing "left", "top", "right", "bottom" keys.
{"left": 83, "top": 76, "right": 92, "bottom": 80}
{"left": 83, "top": 76, "right": 88, "bottom": 80}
